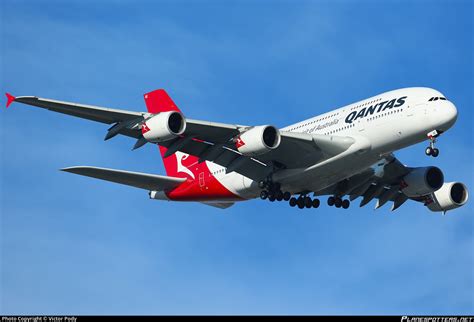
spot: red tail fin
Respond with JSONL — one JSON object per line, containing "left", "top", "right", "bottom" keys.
{"left": 144, "top": 89, "right": 191, "bottom": 178}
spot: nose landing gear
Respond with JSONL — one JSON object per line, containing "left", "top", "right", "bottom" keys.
{"left": 425, "top": 130, "right": 440, "bottom": 157}
{"left": 425, "top": 146, "right": 439, "bottom": 157}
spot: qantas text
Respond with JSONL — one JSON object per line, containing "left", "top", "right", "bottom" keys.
{"left": 345, "top": 96, "right": 407, "bottom": 124}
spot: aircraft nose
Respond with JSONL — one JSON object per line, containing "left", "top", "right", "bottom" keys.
{"left": 440, "top": 101, "right": 458, "bottom": 130}
{"left": 446, "top": 101, "right": 458, "bottom": 122}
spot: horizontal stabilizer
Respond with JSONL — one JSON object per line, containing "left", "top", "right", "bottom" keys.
{"left": 61, "top": 166, "right": 185, "bottom": 191}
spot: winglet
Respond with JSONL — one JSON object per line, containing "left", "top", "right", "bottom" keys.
{"left": 5, "top": 93, "right": 15, "bottom": 108}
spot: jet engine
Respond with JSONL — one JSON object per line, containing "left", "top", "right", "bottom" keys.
{"left": 236, "top": 125, "right": 281, "bottom": 156}
{"left": 401, "top": 166, "right": 444, "bottom": 197}
{"left": 142, "top": 111, "right": 186, "bottom": 143}
{"left": 426, "top": 182, "right": 469, "bottom": 212}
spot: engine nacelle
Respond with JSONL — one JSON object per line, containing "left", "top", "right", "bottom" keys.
{"left": 401, "top": 166, "right": 444, "bottom": 197}
{"left": 427, "top": 182, "right": 469, "bottom": 212}
{"left": 142, "top": 111, "right": 186, "bottom": 143}
{"left": 236, "top": 125, "right": 281, "bottom": 156}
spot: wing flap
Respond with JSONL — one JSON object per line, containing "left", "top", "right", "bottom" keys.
{"left": 61, "top": 166, "right": 185, "bottom": 191}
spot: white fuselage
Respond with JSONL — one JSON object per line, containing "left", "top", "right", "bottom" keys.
{"left": 205, "top": 87, "right": 458, "bottom": 200}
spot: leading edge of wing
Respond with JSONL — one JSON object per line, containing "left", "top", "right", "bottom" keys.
{"left": 61, "top": 166, "right": 185, "bottom": 191}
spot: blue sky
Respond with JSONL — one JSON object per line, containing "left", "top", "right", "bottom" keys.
{"left": 1, "top": 0, "right": 473, "bottom": 315}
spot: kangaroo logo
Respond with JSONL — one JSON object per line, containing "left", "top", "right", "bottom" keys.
{"left": 141, "top": 123, "right": 151, "bottom": 134}
{"left": 175, "top": 151, "right": 195, "bottom": 179}
{"left": 235, "top": 136, "right": 246, "bottom": 149}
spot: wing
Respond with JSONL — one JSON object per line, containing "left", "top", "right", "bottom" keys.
{"left": 8, "top": 94, "right": 243, "bottom": 141}
{"left": 8, "top": 91, "right": 359, "bottom": 182}
{"left": 312, "top": 154, "right": 430, "bottom": 211}
{"left": 10, "top": 95, "right": 146, "bottom": 139}
{"left": 61, "top": 166, "right": 185, "bottom": 191}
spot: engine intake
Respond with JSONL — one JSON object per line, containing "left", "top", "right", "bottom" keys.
{"left": 401, "top": 166, "right": 444, "bottom": 197}
{"left": 142, "top": 111, "right": 186, "bottom": 143}
{"left": 236, "top": 125, "right": 281, "bottom": 156}
{"left": 427, "top": 182, "right": 469, "bottom": 212}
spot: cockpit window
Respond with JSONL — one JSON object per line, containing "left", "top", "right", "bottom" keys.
{"left": 428, "top": 97, "right": 447, "bottom": 101}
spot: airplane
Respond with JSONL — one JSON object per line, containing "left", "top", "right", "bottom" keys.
{"left": 4, "top": 87, "right": 468, "bottom": 213}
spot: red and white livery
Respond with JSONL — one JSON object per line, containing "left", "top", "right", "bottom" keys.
{"left": 5, "top": 87, "right": 468, "bottom": 213}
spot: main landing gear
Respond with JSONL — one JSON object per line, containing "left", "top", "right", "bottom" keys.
{"left": 425, "top": 130, "right": 440, "bottom": 157}
{"left": 259, "top": 180, "right": 319, "bottom": 210}
{"left": 288, "top": 195, "right": 320, "bottom": 209}
{"left": 259, "top": 181, "right": 291, "bottom": 203}
{"left": 260, "top": 189, "right": 291, "bottom": 202}
{"left": 259, "top": 179, "right": 352, "bottom": 211}
{"left": 327, "top": 196, "right": 350, "bottom": 209}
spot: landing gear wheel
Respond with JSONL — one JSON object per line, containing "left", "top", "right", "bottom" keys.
{"left": 283, "top": 191, "right": 291, "bottom": 201}
{"left": 297, "top": 197, "right": 305, "bottom": 209}
{"left": 312, "top": 198, "right": 320, "bottom": 208}
{"left": 289, "top": 197, "right": 297, "bottom": 207}
{"left": 342, "top": 199, "right": 350, "bottom": 209}
{"left": 304, "top": 197, "right": 312, "bottom": 208}
{"left": 328, "top": 196, "right": 335, "bottom": 206}
{"left": 268, "top": 193, "right": 276, "bottom": 202}
{"left": 276, "top": 190, "right": 284, "bottom": 201}
{"left": 334, "top": 197, "right": 342, "bottom": 208}
{"left": 426, "top": 146, "right": 440, "bottom": 157}
{"left": 260, "top": 190, "right": 268, "bottom": 200}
